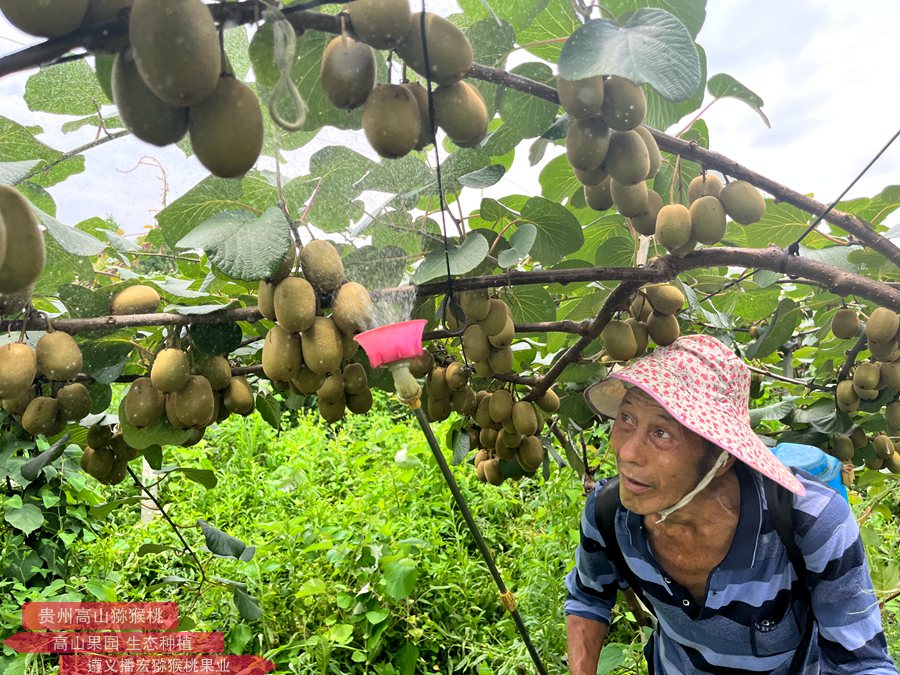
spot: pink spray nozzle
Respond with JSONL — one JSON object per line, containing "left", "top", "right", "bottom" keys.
{"left": 354, "top": 319, "right": 428, "bottom": 368}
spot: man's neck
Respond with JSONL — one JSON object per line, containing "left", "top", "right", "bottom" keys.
{"left": 645, "top": 467, "right": 741, "bottom": 539}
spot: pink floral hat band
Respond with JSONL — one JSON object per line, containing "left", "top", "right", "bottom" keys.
{"left": 584, "top": 334, "right": 805, "bottom": 496}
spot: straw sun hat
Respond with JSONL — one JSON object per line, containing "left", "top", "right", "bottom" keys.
{"left": 584, "top": 334, "right": 805, "bottom": 496}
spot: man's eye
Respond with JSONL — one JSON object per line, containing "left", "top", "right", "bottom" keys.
{"left": 653, "top": 428, "right": 672, "bottom": 440}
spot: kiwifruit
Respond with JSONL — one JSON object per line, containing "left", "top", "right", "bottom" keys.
{"left": 474, "top": 448, "right": 489, "bottom": 466}
{"left": 488, "top": 316, "right": 515, "bottom": 349}
{"left": 432, "top": 81, "right": 489, "bottom": 148}
{"left": 0, "top": 0, "right": 88, "bottom": 37}
{"left": 610, "top": 180, "right": 649, "bottom": 218}
{"left": 2, "top": 388, "right": 34, "bottom": 415}
{"left": 631, "top": 294, "right": 652, "bottom": 323}
{"left": 849, "top": 425, "right": 868, "bottom": 450}
{"left": 690, "top": 195, "right": 727, "bottom": 245}
{"left": 112, "top": 49, "right": 188, "bottom": 146}
{"left": 633, "top": 126, "right": 661, "bottom": 180}
{"left": 566, "top": 116, "right": 610, "bottom": 171}
{"left": 474, "top": 395, "right": 492, "bottom": 429}
{"left": 599, "top": 320, "right": 635, "bottom": 361}
{"left": 400, "top": 82, "right": 434, "bottom": 151}
{"left": 488, "top": 389, "right": 512, "bottom": 423}
{"left": 362, "top": 83, "right": 422, "bottom": 158}
{"left": 887, "top": 401, "right": 900, "bottom": 429}
{"left": 341, "top": 331, "right": 360, "bottom": 362}
{"left": 853, "top": 384, "right": 880, "bottom": 401}
{"left": 630, "top": 190, "right": 663, "bottom": 236}
{"left": 273, "top": 277, "right": 317, "bottom": 334}
{"left": 317, "top": 372, "right": 345, "bottom": 404}
{"left": 87, "top": 424, "right": 113, "bottom": 450}
{"left": 459, "top": 289, "right": 491, "bottom": 322}
{"left": 427, "top": 394, "right": 451, "bottom": 422}
{"left": 408, "top": 351, "right": 435, "bottom": 379}
{"left": 865, "top": 455, "right": 885, "bottom": 471}
{"left": 655, "top": 204, "right": 692, "bottom": 250}
{"left": 320, "top": 36, "right": 376, "bottom": 111}
{"left": 688, "top": 174, "right": 724, "bottom": 203}
{"left": 0, "top": 286, "right": 34, "bottom": 316}
{"left": 123, "top": 376, "right": 165, "bottom": 428}
{"left": 451, "top": 386, "right": 476, "bottom": 416}
{"left": 301, "top": 318, "right": 342, "bottom": 376}
{"left": 396, "top": 12, "right": 473, "bottom": 86}
{"left": 171, "top": 375, "right": 215, "bottom": 428}
{"left": 22, "top": 396, "right": 59, "bottom": 436}
{"left": 535, "top": 388, "right": 560, "bottom": 414}
{"left": 557, "top": 74, "right": 605, "bottom": 119}
{"left": 472, "top": 359, "right": 494, "bottom": 378}
{"left": 868, "top": 339, "right": 900, "bottom": 363}
{"left": 347, "top": 388, "right": 373, "bottom": 415}
{"left": 332, "top": 282, "right": 374, "bottom": 335}
{"left": 189, "top": 76, "right": 264, "bottom": 179}
{"left": 56, "top": 382, "right": 89, "bottom": 421}
{"left": 831, "top": 308, "right": 860, "bottom": 340}
{"left": 300, "top": 240, "right": 344, "bottom": 295}
{"left": 495, "top": 434, "right": 517, "bottom": 460}
{"left": 584, "top": 178, "right": 614, "bottom": 212}
{"left": 479, "top": 300, "right": 509, "bottom": 337}
{"left": 512, "top": 401, "right": 538, "bottom": 437}
{"left": 0, "top": 184, "right": 45, "bottom": 294}
{"left": 476, "top": 460, "right": 487, "bottom": 482}
{"left": 831, "top": 435, "right": 855, "bottom": 462}
{"left": 719, "top": 180, "right": 765, "bottom": 225}
{"left": 197, "top": 355, "right": 232, "bottom": 391}
{"left": 445, "top": 362, "right": 468, "bottom": 391}
{"left": 479, "top": 427, "right": 497, "bottom": 449}
{"left": 85, "top": 446, "right": 116, "bottom": 479}
{"left": 96, "top": 455, "right": 128, "bottom": 485}
{"left": 873, "top": 433, "right": 895, "bottom": 459}
{"left": 671, "top": 237, "right": 698, "bottom": 257}
{"left": 342, "top": 362, "right": 368, "bottom": 396}
{"left": 574, "top": 164, "right": 609, "bottom": 187}
{"left": 291, "top": 366, "right": 326, "bottom": 395}
{"left": 36, "top": 331, "right": 83, "bottom": 381}
{"left": 482, "top": 457, "right": 504, "bottom": 485}
{"left": 885, "top": 452, "right": 900, "bottom": 474}
{"left": 603, "top": 130, "right": 650, "bottom": 186}
{"left": 129, "top": 0, "right": 220, "bottom": 106}
{"left": 426, "top": 366, "right": 450, "bottom": 399}
{"left": 319, "top": 396, "right": 346, "bottom": 423}
{"left": 866, "top": 307, "right": 900, "bottom": 344}
{"left": 517, "top": 435, "right": 544, "bottom": 473}
{"left": 643, "top": 284, "right": 684, "bottom": 316}
{"left": 111, "top": 284, "right": 160, "bottom": 315}
{"left": 647, "top": 312, "right": 680, "bottom": 346}
{"left": 0, "top": 342, "right": 36, "bottom": 399}
{"left": 488, "top": 347, "right": 514, "bottom": 374}
{"left": 854, "top": 362, "right": 881, "bottom": 391}
{"left": 345, "top": 0, "right": 411, "bottom": 49}
{"left": 628, "top": 318, "right": 649, "bottom": 356}
{"left": 110, "top": 433, "right": 138, "bottom": 462}
{"left": 150, "top": 348, "right": 190, "bottom": 394}
{"left": 262, "top": 324, "right": 302, "bottom": 382}
{"left": 880, "top": 361, "right": 900, "bottom": 390}
{"left": 600, "top": 76, "right": 646, "bottom": 131}
{"left": 836, "top": 380, "right": 860, "bottom": 413}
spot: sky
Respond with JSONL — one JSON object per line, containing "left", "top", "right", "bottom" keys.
{"left": 0, "top": 1, "right": 898, "bottom": 238}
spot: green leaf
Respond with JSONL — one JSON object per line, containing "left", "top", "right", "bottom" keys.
{"left": 539, "top": 154, "right": 581, "bottom": 204}
{"left": 120, "top": 412, "right": 192, "bottom": 451}
{"left": 412, "top": 233, "right": 489, "bottom": 284}
{"left": 381, "top": 557, "right": 419, "bottom": 600}
{"left": 303, "top": 146, "right": 376, "bottom": 232}
{"left": 5, "top": 502, "right": 43, "bottom": 535}
{"left": 176, "top": 207, "right": 292, "bottom": 281}
{"left": 81, "top": 340, "right": 134, "bottom": 384}
{"left": 788, "top": 399, "right": 854, "bottom": 436}
{"left": 156, "top": 175, "right": 249, "bottom": 248}
{"left": 255, "top": 393, "right": 282, "bottom": 430}
{"left": 297, "top": 578, "right": 327, "bottom": 597}
{"left": 517, "top": 0, "right": 580, "bottom": 62}
{"left": 329, "top": 624, "right": 354, "bottom": 645}
{"left": 458, "top": 164, "right": 506, "bottom": 188}
{"left": 498, "top": 223, "right": 538, "bottom": 268}
{"left": 707, "top": 73, "right": 770, "bottom": 128}
{"left": 394, "top": 641, "right": 419, "bottom": 675}
{"left": 224, "top": 26, "right": 252, "bottom": 79}
{"left": 164, "top": 467, "right": 218, "bottom": 490}
{"left": 838, "top": 185, "right": 900, "bottom": 230}
{"left": 91, "top": 497, "right": 141, "bottom": 520}
{"left": 138, "top": 543, "right": 180, "bottom": 556}
{"left": 366, "top": 609, "right": 389, "bottom": 625}
{"left": 497, "top": 62, "right": 558, "bottom": 138}
{"left": 0, "top": 160, "right": 39, "bottom": 184}
{"left": 188, "top": 323, "right": 243, "bottom": 355}
{"left": 503, "top": 286, "right": 556, "bottom": 323}
{"left": 20, "top": 441, "right": 71, "bottom": 482}
{"left": 39, "top": 210, "right": 107, "bottom": 256}
{"left": 749, "top": 398, "right": 797, "bottom": 427}
{"left": 58, "top": 283, "right": 111, "bottom": 318}
{"left": 593, "top": 235, "right": 635, "bottom": 267}
{"left": 25, "top": 60, "right": 110, "bottom": 116}
{"left": 458, "top": 0, "right": 547, "bottom": 32}
{"left": 643, "top": 45, "right": 707, "bottom": 132}
{"left": 604, "top": 0, "right": 707, "bottom": 39}
{"left": 233, "top": 587, "right": 263, "bottom": 622}
{"left": 559, "top": 9, "right": 701, "bottom": 102}
{"left": 343, "top": 245, "right": 409, "bottom": 289}
{"left": 741, "top": 200, "right": 829, "bottom": 250}
{"left": 0, "top": 116, "right": 84, "bottom": 188}
{"left": 745, "top": 298, "right": 801, "bottom": 360}
{"left": 521, "top": 197, "right": 584, "bottom": 265}
{"left": 199, "top": 519, "right": 249, "bottom": 559}
{"left": 467, "top": 17, "right": 516, "bottom": 69}
{"left": 451, "top": 427, "right": 470, "bottom": 466}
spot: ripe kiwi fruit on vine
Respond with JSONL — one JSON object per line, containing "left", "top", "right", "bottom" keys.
{"left": 557, "top": 74, "right": 605, "bottom": 119}
{"left": 689, "top": 195, "right": 727, "bottom": 245}
{"left": 123, "top": 376, "right": 165, "bottom": 428}
{"left": 57, "top": 382, "right": 92, "bottom": 421}
{"left": 654, "top": 204, "right": 692, "bottom": 250}
{"left": 831, "top": 308, "right": 860, "bottom": 340}
{"left": 0, "top": 184, "right": 45, "bottom": 295}
{"left": 345, "top": 0, "right": 411, "bottom": 50}
{"left": 643, "top": 284, "right": 684, "bottom": 316}
{"left": 110, "top": 284, "right": 160, "bottom": 315}
{"left": 630, "top": 190, "right": 663, "bottom": 237}
{"left": 647, "top": 312, "right": 680, "bottom": 346}
{"left": 320, "top": 35, "right": 376, "bottom": 111}
{"left": 395, "top": 12, "right": 473, "bottom": 86}
{"left": 600, "top": 76, "right": 646, "bottom": 131}
{"left": 36, "top": 331, "right": 83, "bottom": 381}
{"left": 601, "top": 320, "right": 637, "bottom": 361}
{"left": 603, "top": 130, "right": 650, "bottom": 186}
{"left": 150, "top": 348, "right": 190, "bottom": 393}
{"left": 332, "top": 282, "right": 375, "bottom": 335}
{"left": 719, "top": 180, "right": 766, "bottom": 225}
{"left": 584, "top": 179, "right": 613, "bottom": 212}
{"left": 300, "top": 240, "right": 345, "bottom": 295}
{"left": 274, "top": 277, "right": 317, "bottom": 334}
{"left": 566, "top": 117, "right": 610, "bottom": 172}
{"left": 301, "top": 317, "right": 343, "bottom": 376}
{"left": 866, "top": 307, "right": 900, "bottom": 344}
{"left": 262, "top": 324, "right": 302, "bottom": 383}
{"left": 0, "top": 0, "right": 89, "bottom": 37}
{"left": 402, "top": 82, "right": 435, "bottom": 150}
{"left": 688, "top": 174, "right": 724, "bottom": 203}
{"left": 432, "top": 81, "right": 489, "bottom": 148}
{"left": 0, "top": 342, "right": 36, "bottom": 400}
{"left": 610, "top": 180, "right": 648, "bottom": 218}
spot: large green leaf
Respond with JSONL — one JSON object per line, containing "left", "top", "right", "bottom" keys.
{"left": 604, "top": 0, "right": 707, "bottom": 39}
{"left": 458, "top": 0, "right": 547, "bottom": 32}
{"left": 176, "top": 207, "right": 292, "bottom": 281}
{"left": 741, "top": 200, "right": 830, "bottom": 250}
{"left": 0, "top": 160, "right": 39, "bottom": 184}
{"left": 412, "top": 233, "right": 489, "bottom": 284}
{"left": 199, "top": 519, "right": 253, "bottom": 560}
{"left": 301, "top": 146, "right": 375, "bottom": 233}
{"left": 80, "top": 340, "right": 134, "bottom": 385}
{"left": 0, "top": 116, "right": 84, "bottom": 188}
{"left": 467, "top": 17, "right": 516, "bottom": 68}
{"left": 644, "top": 45, "right": 707, "bottom": 131}
{"left": 559, "top": 9, "right": 701, "bottom": 102}
{"left": 381, "top": 557, "right": 419, "bottom": 600}
{"left": 497, "top": 62, "right": 558, "bottom": 138}
{"left": 156, "top": 176, "right": 249, "bottom": 248}
{"left": 39, "top": 211, "right": 107, "bottom": 257}
{"left": 4, "top": 502, "right": 43, "bottom": 536}
{"left": 25, "top": 60, "right": 110, "bottom": 116}
{"left": 745, "top": 298, "right": 801, "bottom": 360}
{"left": 343, "top": 246, "right": 409, "bottom": 289}
{"left": 521, "top": 197, "right": 584, "bottom": 265}
{"left": 838, "top": 185, "right": 900, "bottom": 231}
{"left": 707, "top": 73, "right": 770, "bottom": 128}
{"left": 593, "top": 235, "right": 635, "bottom": 267}
{"left": 517, "top": 0, "right": 580, "bottom": 62}
{"left": 502, "top": 285, "right": 556, "bottom": 323}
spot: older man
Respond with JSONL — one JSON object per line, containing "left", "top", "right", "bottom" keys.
{"left": 565, "top": 335, "right": 897, "bottom": 674}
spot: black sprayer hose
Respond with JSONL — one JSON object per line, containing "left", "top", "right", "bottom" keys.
{"left": 412, "top": 406, "right": 548, "bottom": 675}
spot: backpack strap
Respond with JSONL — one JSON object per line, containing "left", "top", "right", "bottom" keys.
{"left": 595, "top": 476, "right": 656, "bottom": 618}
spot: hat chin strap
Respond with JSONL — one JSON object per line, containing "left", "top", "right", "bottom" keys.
{"left": 655, "top": 449, "right": 731, "bottom": 524}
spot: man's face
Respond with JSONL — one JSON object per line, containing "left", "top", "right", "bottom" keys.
{"left": 610, "top": 388, "right": 714, "bottom": 515}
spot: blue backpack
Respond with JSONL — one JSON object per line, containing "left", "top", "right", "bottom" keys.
{"left": 770, "top": 442, "right": 849, "bottom": 502}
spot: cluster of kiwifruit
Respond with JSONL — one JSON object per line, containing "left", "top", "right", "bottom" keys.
{"left": 558, "top": 73, "right": 765, "bottom": 251}
{"left": 320, "top": 0, "right": 486, "bottom": 158}
{"left": 455, "top": 291, "right": 516, "bottom": 378}
{"left": 469, "top": 387, "right": 560, "bottom": 486}
{"left": 418, "top": 355, "right": 477, "bottom": 423}
{"left": 833, "top": 306, "right": 900, "bottom": 362}
{"left": 99, "top": 0, "right": 264, "bottom": 178}
{"left": 0, "top": 184, "right": 46, "bottom": 313}
{"left": 0, "top": 330, "right": 92, "bottom": 436}
{"left": 599, "top": 283, "right": 685, "bottom": 362}
{"left": 258, "top": 240, "right": 375, "bottom": 422}
{"left": 80, "top": 425, "right": 138, "bottom": 485}
{"left": 829, "top": 425, "right": 900, "bottom": 474}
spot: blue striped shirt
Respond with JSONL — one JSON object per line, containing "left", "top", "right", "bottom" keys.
{"left": 565, "top": 463, "right": 898, "bottom": 673}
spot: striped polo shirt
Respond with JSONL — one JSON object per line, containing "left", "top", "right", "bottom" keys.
{"left": 565, "top": 462, "right": 898, "bottom": 674}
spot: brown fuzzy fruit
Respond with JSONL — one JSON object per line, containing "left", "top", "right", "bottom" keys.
{"left": 402, "top": 82, "right": 435, "bottom": 151}
{"left": 584, "top": 178, "right": 614, "bottom": 212}
{"left": 262, "top": 324, "right": 302, "bottom": 382}
{"left": 123, "top": 377, "right": 165, "bottom": 428}
{"left": 647, "top": 312, "right": 680, "bottom": 346}
{"left": 630, "top": 190, "right": 663, "bottom": 237}
{"left": 363, "top": 82, "right": 420, "bottom": 158}
{"left": 557, "top": 74, "right": 605, "bottom": 119}
{"left": 600, "top": 76, "right": 646, "bottom": 131}
{"left": 866, "top": 307, "right": 900, "bottom": 344}
{"left": 0, "top": 0, "right": 89, "bottom": 37}
{"left": 0, "top": 342, "right": 36, "bottom": 399}
{"left": 345, "top": 0, "right": 411, "bottom": 49}
{"left": 831, "top": 308, "right": 860, "bottom": 340}
{"left": 687, "top": 174, "right": 724, "bottom": 203}
{"left": 603, "top": 130, "right": 650, "bottom": 186}
{"left": 300, "top": 240, "right": 345, "bottom": 295}
{"left": 332, "top": 282, "right": 374, "bottom": 335}
{"left": 274, "top": 277, "right": 317, "bottom": 334}
{"left": 0, "top": 184, "right": 45, "bottom": 294}
{"left": 36, "top": 331, "right": 83, "bottom": 381}
{"left": 610, "top": 180, "right": 648, "bottom": 218}
{"left": 22, "top": 396, "right": 59, "bottom": 436}
{"left": 111, "top": 284, "right": 160, "bottom": 315}
{"left": 655, "top": 204, "right": 692, "bottom": 250}
{"left": 320, "top": 36, "right": 376, "bottom": 110}
{"left": 690, "top": 195, "right": 727, "bottom": 245}
{"left": 719, "top": 180, "right": 765, "bottom": 225}
{"left": 301, "top": 317, "right": 343, "bottom": 376}
{"left": 151, "top": 348, "right": 191, "bottom": 394}
{"left": 395, "top": 12, "right": 473, "bottom": 86}
{"left": 171, "top": 375, "right": 216, "bottom": 428}
{"left": 566, "top": 117, "right": 610, "bottom": 171}
{"left": 601, "top": 320, "right": 637, "bottom": 361}
{"left": 432, "top": 81, "right": 489, "bottom": 149}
